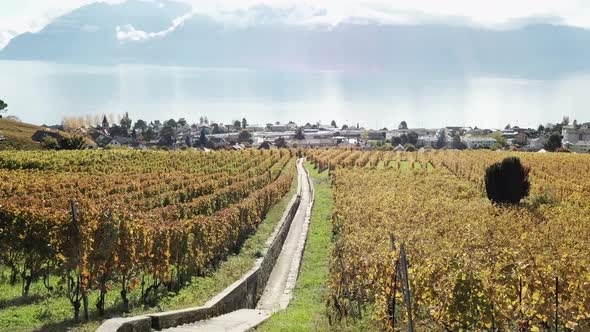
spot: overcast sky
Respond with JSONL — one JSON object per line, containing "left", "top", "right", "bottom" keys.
{"left": 1, "top": 0, "right": 590, "bottom": 46}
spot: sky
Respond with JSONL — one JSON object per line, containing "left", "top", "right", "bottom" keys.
{"left": 1, "top": 0, "right": 590, "bottom": 47}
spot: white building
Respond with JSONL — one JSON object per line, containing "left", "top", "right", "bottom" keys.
{"left": 562, "top": 125, "right": 590, "bottom": 144}
{"left": 386, "top": 128, "right": 438, "bottom": 140}
{"left": 463, "top": 137, "right": 497, "bottom": 149}
{"left": 246, "top": 125, "right": 264, "bottom": 132}
{"left": 569, "top": 141, "right": 590, "bottom": 153}
{"left": 562, "top": 125, "right": 590, "bottom": 153}
{"left": 419, "top": 135, "right": 438, "bottom": 148}
{"left": 271, "top": 124, "right": 288, "bottom": 132}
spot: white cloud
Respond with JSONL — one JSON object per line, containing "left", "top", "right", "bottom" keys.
{"left": 2, "top": 0, "right": 590, "bottom": 48}
{"left": 0, "top": 31, "right": 17, "bottom": 49}
{"left": 182, "top": 0, "right": 590, "bottom": 27}
{"left": 116, "top": 11, "right": 193, "bottom": 42}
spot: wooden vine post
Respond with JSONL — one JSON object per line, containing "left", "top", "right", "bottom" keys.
{"left": 389, "top": 234, "right": 414, "bottom": 332}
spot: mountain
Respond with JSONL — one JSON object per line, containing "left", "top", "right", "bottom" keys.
{"left": 0, "top": 0, "right": 191, "bottom": 62}
{"left": 2, "top": 0, "right": 590, "bottom": 77}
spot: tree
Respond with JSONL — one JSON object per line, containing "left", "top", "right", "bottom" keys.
{"left": 42, "top": 136, "right": 59, "bottom": 149}
{"left": 573, "top": 119, "right": 581, "bottom": 130}
{"left": 233, "top": 120, "right": 241, "bottom": 129}
{"left": 60, "top": 136, "right": 87, "bottom": 150}
{"left": 109, "top": 125, "right": 129, "bottom": 137}
{"left": 485, "top": 157, "right": 530, "bottom": 204}
{"left": 331, "top": 120, "right": 337, "bottom": 128}
{"left": 238, "top": 129, "right": 252, "bottom": 143}
{"left": 399, "top": 121, "right": 408, "bottom": 130}
{"left": 258, "top": 141, "right": 271, "bottom": 150}
{"left": 490, "top": 131, "right": 507, "bottom": 147}
{"left": 504, "top": 124, "right": 511, "bottom": 130}
{"left": 159, "top": 125, "right": 175, "bottom": 146}
{"left": 561, "top": 116, "right": 570, "bottom": 126}
{"left": 404, "top": 143, "right": 416, "bottom": 152}
{"left": 185, "top": 135, "right": 193, "bottom": 147}
{"left": 242, "top": 118, "right": 248, "bottom": 129}
{"left": 294, "top": 128, "right": 305, "bottom": 140}
{"left": 199, "top": 129, "right": 207, "bottom": 146}
{"left": 537, "top": 124, "right": 545, "bottom": 134}
{"left": 400, "top": 134, "right": 409, "bottom": 145}
{"left": 0, "top": 99, "right": 7, "bottom": 116}
{"left": 211, "top": 123, "right": 220, "bottom": 134}
{"left": 451, "top": 134, "right": 467, "bottom": 150}
{"left": 165, "top": 119, "right": 177, "bottom": 128}
{"left": 407, "top": 131, "right": 419, "bottom": 145}
{"left": 544, "top": 133, "right": 562, "bottom": 152}
{"left": 436, "top": 130, "right": 448, "bottom": 149}
{"left": 134, "top": 119, "right": 147, "bottom": 132}
{"left": 391, "top": 136, "right": 402, "bottom": 146}
{"left": 361, "top": 130, "right": 369, "bottom": 141}
{"left": 120, "top": 112, "right": 132, "bottom": 129}
{"left": 143, "top": 128, "right": 156, "bottom": 141}
{"left": 178, "top": 118, "right": 187, "bottom": 127}
{"left": 274, "top": 137, "right": 287, "bottom": 148}
{"left": 341, "top": 124, "right": 349, "bottom": 130}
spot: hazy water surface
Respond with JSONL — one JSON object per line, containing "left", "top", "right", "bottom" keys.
{"left": 1, "top": 60, "right": 589, "bottom": 128}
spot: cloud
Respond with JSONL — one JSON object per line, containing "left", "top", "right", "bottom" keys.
{"left": 0, "top": 31, "right": 18, "bottom": 49}
{"left": 116, "top": 11, "right": 193, "bottom": 43}
{"left": 3, "top": 0, "right": 590, "bottom": 50}
{"left": 180, "top": 0, "right": 590, "bottom": 28}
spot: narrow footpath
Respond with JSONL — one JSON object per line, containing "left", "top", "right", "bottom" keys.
{"left": 165, "top": 159, "right": 314, "bottom": 332}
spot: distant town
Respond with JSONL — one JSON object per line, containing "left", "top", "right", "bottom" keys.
{"left": 1, "top": 111, "right": 588, "bottom": 153}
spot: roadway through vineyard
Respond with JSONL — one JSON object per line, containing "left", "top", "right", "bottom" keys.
{"left": 165, "top": 159, "right": 314, "bottom": 331}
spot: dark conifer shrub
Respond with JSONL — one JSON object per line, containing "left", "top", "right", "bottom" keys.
{"left": 485, "top": 157, "right": 530, "bottom": 204}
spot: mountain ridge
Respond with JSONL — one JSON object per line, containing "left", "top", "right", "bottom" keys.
{"left": 2, "top": 0, "right": 590, "bottom": 77}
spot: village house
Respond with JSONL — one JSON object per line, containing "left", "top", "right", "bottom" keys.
{"left": 293, "top": 138, "right": 335, "bottom": 148}
{"left": 463, "top": 137, "right": 497, "bottom": 149}
{"left": 270, "top": 124, "right": 288, "bottom": 132}
{"left": 562, "top": 125, "right": 590, "bottom": 143}
{"left": 513, "top": 132, "right": 528, "bottom": 146}
{"left": 386, "top": 128, "right": 438, "bottom": 140}
{"left": 527, "top": 137, "right": 546, "bottom": 151}
{"left": 569, "top": 141, "right": 590, "bottom": 153}
{"left": 419, "top": 135, "right": 439, "bottom": 148}
{"left": 562, "top": 125, "right": 590, "bottom": 153}
{"left": 246, "top": 125, "right": 264, "bottom": 132}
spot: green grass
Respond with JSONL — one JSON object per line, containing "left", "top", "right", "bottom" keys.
{"left": 258, "top": 162, "right": 334, "bottom": 332}
{"left": 0, "top": 179, "right": 298, "bottom": 332}
{"left": 0, "top": 118, "right": 43, "bottom": 150}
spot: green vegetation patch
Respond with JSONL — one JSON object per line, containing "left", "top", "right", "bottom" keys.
{"left": 258, "top": 162, "right": 334, "bottom": 332}
{"left": 0, "top": 119, "right": 43, "bottom": 150}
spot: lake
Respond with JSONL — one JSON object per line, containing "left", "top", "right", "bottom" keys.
{"left": 1, "top": 60, "right": 589, "bottom": 129}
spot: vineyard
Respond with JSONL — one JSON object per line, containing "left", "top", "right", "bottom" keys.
{"left": 0, "top": 149, "right": 295, "bottom": 324}
{"left": 307, "top": 149, "right": 590, "bottom": 331}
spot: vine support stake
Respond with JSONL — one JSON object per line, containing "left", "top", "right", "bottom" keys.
{"left": 555, "top": 275, "right": 559, "bottom": 332}
{"left": 400, "top": 243, "right": 414, "bottom": 332}
{"left": 389, "top": 233, "right": 397, "bottom": 330}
